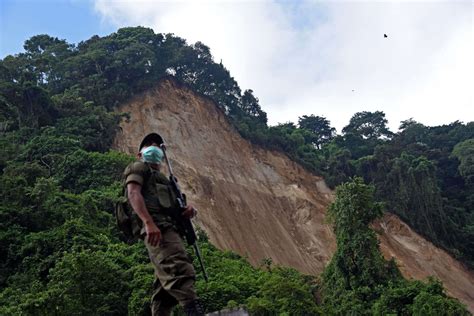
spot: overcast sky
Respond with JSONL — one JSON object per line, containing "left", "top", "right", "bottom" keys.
{"left": 1, "top": 0, "right": 473, "bottom": 132}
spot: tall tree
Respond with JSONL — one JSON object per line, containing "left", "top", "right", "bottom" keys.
{"left": 452, "top": 139, "right": 474, "bottom": 185}
{"left": 321, "top": 178, "right": 399, "bottom": 314}
{"left": 241, "top": 89, "right": 267, "bottom": 125}
{"left": 382, "top": 153, "right": 451, "bottom": 244}
{"left": 298, "top": 115, "right": 335, "bottom": 149}
{"left": 342, "top": 111, "right": 393, "bottom": 140}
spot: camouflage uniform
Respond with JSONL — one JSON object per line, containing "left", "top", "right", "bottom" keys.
{"left": 123, "top": 161, "right": 198, "bottom": 316}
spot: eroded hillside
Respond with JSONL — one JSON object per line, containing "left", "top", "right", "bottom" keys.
{"left": 113, "top": 78, "right": 474, "bottom": 312}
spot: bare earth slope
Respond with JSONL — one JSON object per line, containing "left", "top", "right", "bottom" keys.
{"left": 113, "top": 78, "right": 474, "bottom": 312}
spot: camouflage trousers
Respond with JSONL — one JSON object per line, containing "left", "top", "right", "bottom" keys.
{"left": 145, "top": 228, "right": 198, "bottom": 316}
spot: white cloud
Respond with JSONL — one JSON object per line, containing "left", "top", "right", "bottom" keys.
{"left": 93, "top": 0, "right": 473, "bottom": 132}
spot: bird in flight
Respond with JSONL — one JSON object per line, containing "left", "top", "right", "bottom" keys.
{"left": 384, "top": 34, "right": 388, "bottom": 38}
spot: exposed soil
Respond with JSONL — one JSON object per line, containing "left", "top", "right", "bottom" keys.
{"left": 113, "top": 78, "right": 474, "bottom": 312}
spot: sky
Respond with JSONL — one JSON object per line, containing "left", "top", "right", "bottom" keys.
{"left": 1, "top": 0, "right": 473, "bottom": 132}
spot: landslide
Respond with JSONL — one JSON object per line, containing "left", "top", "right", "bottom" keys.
{"left": 113, "top": 78, "right": 474, "bottom": 312}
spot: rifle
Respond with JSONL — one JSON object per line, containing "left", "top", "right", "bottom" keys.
{"left": 160, "top": 144, "right": 209, "bottom": 283}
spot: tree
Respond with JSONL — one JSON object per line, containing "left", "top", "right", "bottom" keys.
{"left": 451, "top": 139, "right": 474, "bottom": 184}
{"left": 241, "top": 89, "right": 267, "bottom": 125}
{"left": 321, "top": 178, "right": 399, "bottom": 314}
{"left": 397, "top": 119, "right": 428, "bottom": 146}
{"left": 324, "top": 147, "right": 355, "bottom": 188}
{"left": 343, "top": 111, "right": 393, "bottom": 140}
{"left": 22, "top": 35, "right": 73, "bottom": 89}
{"left": 28, "top": 250, "right": 130, "bottom": 315}
{"left": 320, "top": 178, "right": 468, "bottom": 314}
{"left": 298, "top": 115, "right": 335, "bottom": 149}
{"left": 372, "top": 278, "right": 469, "bottom": 316}
{"left": 0, "top": 81, "right": 56, "bottom": 129}
{"left": 382, "top": 153, "right": 451, "bottom": 244}
{"left": 246, "top": 267, "right": 321, "bottom": 315}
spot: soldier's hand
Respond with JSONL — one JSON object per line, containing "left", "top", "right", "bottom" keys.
{"left": 182, "top": 205, "right": 197, "bottom": 219}
{"left": 145, "top": 221, "right": 161, "bottom": 247}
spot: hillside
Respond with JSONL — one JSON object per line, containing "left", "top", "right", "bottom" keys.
{"left": 113, "top": 78, "right": 474, "bottom": 312}
{"left": 1, "top": 27, "right": 471, "bottom": 314}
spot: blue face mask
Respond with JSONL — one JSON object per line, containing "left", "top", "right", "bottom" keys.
{"left": 141, "top": 146, "right": 164, "bottom": 164}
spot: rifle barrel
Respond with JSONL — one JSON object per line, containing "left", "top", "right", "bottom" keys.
{"left": 160, "top": 143, "right": 209, "bottom": 282}
{"left": 194, "top": 243, "right": 209, "bottom": 282}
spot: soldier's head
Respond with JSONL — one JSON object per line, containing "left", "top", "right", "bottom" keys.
{"left": 138, "top": 133, "right": 164, "bottom": 169}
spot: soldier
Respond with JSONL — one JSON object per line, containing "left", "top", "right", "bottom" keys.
{"left": 123, "top": 133, "right": 205, "bottom": 316}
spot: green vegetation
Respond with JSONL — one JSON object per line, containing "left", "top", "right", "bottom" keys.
{"left": 0, "top": 27, "right": 319, "bottom": 314}
{"left": 0, "top": 26, "right": 471, "bottom": 314}
{"left": 321, "top": 178, "right": 467, "bottom": 315}
{"left": 193, "top": 232, "right": 321, "bottom": 315}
